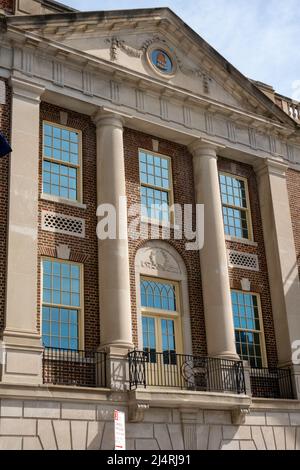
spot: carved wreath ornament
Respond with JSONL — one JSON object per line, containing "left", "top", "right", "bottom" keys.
{"left": 105, "top": 35, "right": 211, "bottom": 91}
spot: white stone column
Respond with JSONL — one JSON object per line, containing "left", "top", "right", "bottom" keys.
{"left": 94, "top": 111, "right": 133, "bottom": 354}
{"left": 1, "top": 77, "right": 44, "bottom": 384}
{"left": 189, "top": 140, "right": 238, "bottom": 360}
{"left": 255, "top": 159, "right": 300, "bottom": 398}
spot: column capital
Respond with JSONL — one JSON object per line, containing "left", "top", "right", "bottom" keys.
{"left": 9, "top": 77, "right": 45, "bottom": 103}
{"left": 93, "top": 108, "right": 126, "bottom": 129}
{"left": 188, "top": 138, "right": 225, "bottom": 157}
{"left": 254, "top": 157, "right": 288, "bottom": 179}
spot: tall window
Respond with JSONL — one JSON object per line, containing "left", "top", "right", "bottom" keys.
{"left": 42, "top": 259, "right": 83, "bottom": 350}
{"left": 43, "top": 122, "right": 81, "bottom": 201}
{"left": 231, "top": 290, "right": 265, "bottom": 368}
{"left": 219, "top": 173, "right": 252, "bottom": 240}
{"left": 139, "top": 150, "right": 173, "bottom": 223}
{"left": 140, "top": 278, "right": 181, "bottom": 364}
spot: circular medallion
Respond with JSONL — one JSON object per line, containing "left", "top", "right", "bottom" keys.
{"left": 151, "top": 49, "right": 173, "bottom": 74}
{"left": 146, "top": 43, "right": 177, "bottom": 79}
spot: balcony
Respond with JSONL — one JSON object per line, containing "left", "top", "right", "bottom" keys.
{"left": 275, "top": 95, "right": 300, "bottom": 122}
{"left": 42, "top": 348, "right": 107, "bottom": 388}
{"left": 250, "top": 367, "right": 294, "bottom": 399}
{"left": 128, "top": 350, "right": 246, "bottom": 395}
{"left": 42, "top": 349, "right": 295, "bottom": 401}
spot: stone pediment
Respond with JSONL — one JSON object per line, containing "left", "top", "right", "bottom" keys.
{"left": 6, "top": 8, "right": 297, "bottom": 127}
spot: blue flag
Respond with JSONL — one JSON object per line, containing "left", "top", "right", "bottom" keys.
{"left": 0, "top": 131, "right": 12, "bottom": 158}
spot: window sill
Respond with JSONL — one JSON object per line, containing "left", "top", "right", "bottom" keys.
{"left": 225, "top": 235, "right": 258, "bottom": 247}
{"left": 40, "top": 193, "right": 87, "bottom": 210}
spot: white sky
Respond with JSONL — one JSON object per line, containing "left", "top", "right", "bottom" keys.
{"left": 61, "top": 0, "right": 300, "bottom": 99}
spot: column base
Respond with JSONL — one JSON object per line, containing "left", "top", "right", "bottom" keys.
{"left": 211, "top": 351, "right": 241, "bottom": 361}
{"left": 98, "top": 345, "right": 131, "bottom": 391}
{"left": 1, "top": 329, "right": 43, "bottom": 385}
{"left": 291, "top": 365, "right": 300, "bottom": 400}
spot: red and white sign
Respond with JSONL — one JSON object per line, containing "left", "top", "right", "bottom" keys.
{"left": 114, "top": 410, "right": 126, "bottom": 450}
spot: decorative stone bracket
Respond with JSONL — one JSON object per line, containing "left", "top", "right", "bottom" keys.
{"left": 231, "top": 407, "right": 251, "bottom": 425}
{"left": 128, "top": 402, "right": 150, "bottom": 423}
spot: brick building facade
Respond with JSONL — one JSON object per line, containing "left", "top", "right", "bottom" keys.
{"left": 0, "top": 0, "right": 300, "bottom": 451}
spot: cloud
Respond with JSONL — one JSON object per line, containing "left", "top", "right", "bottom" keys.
{"left": 62, "top": 0, "right": 300, "bottom": 98}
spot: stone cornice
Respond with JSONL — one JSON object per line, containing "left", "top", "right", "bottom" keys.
{"left": 5, "top": 7, "right": 297, "bottom": 129}
{"left": 2, "top": 28, "right": 294, "bottom": 133}
{"left": 1, "top": 32, "right": 300, "bottom": 170}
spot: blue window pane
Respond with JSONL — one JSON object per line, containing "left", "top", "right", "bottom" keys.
{"left": 60, "top": 176, "right": 69, "bottom": 187}
{"left": 43, "top": 336, "right": 51, "bottom": 347}
{"left": 44, "top": 124, "right": 52, "bottom": 136}
{"left": 71, "top": 279, "right": 80, "bottom": 293}
{"left": 69, "top": 189, "right": 77, "bottom": 200}
{"left": 43, "top": 306, "right": 50, "bottom": 320}
{"left": 60, "top": 187, "right": 68, "bottom": 198}
{"left": 43, "top": 275, "right": 51, "bottom": 289}
{"left": 53, "top": 138, "right": 61, "bottom": 150}
{"left": 51, "top": 322, "right": 59, "bottom": 336}
{"left": 61, "top": 263, "right": 70, "bottom": 278}
{"left": 69, "top": 311, "right": 78, "bottom": 323}
{"left": 62, "top": 292, "right": 70, "bottom": 305}
{"left": 61, "top": 338, "right": 69, "bottom": 349}
{"left": 51, "top": 337, "right": 59, "bottom": 349}
{"left": 61, "top": 323, "right": 68, "bottom": 337}
{"left": 70, "top": 154, "right": 78, "bottom": 165}
{"left": 61, "top": 309, "right": 69, "bottom": 322}
{"left": 71, "top": 294, "right": 80, "bottom": 307}
{"left": 43, "top": 261, "right": 52, "bottom": 274}
{"left": 44, "top": 147, "right": 52, "bottom": 157}
{"left": 70, "top": 132, "right": 78, "bottom": 143}
{"left": 51, "top": 308, "right": 59, "bottom": 322}
{"left": 53, "top": 127, "right": 61, "bottom": 138}
{"left": 42, "top": 321, "right": 50, "bottom": 335}
{"left": 43, "top": 172, "right": 50, "bottom": 184}
{"left": 52, "top": 290, "right": 60, "bottom": 304}
{"left": 71, "top": 265, "right": 80, "bottom": 279}
{"left": 70, "top": 324, "right": 78, "bottom": 338}
{"left": 53, "top": 276, "right": 60, "bottom": 290}
{"left": 62, "top": 278, "right": 70, "bottom": 292}
{"left": 61, "top": 129, "right": 69, "bottom": 140}
{"left": 43, "top": 289, "right": 51, "bottom": 303}
{"left": 70, "top": 339, "right": 78, "bottom": 350}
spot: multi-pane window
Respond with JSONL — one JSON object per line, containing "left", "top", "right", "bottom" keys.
{"left": 142, "top": 316, "right": 156, "bottom": 363}
{"left": 141, "top": 278, "right": 180, "bottom": 365}
{"left": 42, "top": 259, "right": 82, "bottom": 350}
{"left": 219, "top": 173, "right": 252, "bottom": 240}
{"left": 231, "top": 290, "right": 265, "bottom": 368}
{"left": 43, "top": 122, "right": 81, "bottom": 201}
{"left": 141, "top": 279, "right": 176, "bottom": 311}
{"left": 139, "top": 150, "right": 173, "bottom": 223}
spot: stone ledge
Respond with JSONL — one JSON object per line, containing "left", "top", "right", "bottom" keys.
{"left": 129, "top": 388, "right": 252, "bottom": 412}
{"left": 251, "top": 398, "right": 300, "bottom": 411}
{"left": 0, "top": 383, "right": 114, "bottom": 404}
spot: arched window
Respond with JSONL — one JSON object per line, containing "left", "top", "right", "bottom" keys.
{"left": 140, "top": 277, "right": 181, "bottom": 364}
{"left": 135, "top": 241, "right": 193, "bottom": 365}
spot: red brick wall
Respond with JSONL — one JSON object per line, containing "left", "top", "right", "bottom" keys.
{"left": 32, "top": 102, "right": 280, "bottom": 363}
{"left": 0, "top": 0, "right": 14, "bottom": 13}
{"left": 0, "top": 80, "right": 10, "bottom": 333}
{"left": 219, "top": 157, "right": 278, "bottom": 367}
{"left": 38, "top": 102, "right": 100, "bottom": 351}
{"left": 124, "top": 127, "right": 207, "bottom": 356}
{"left": 287, "top": 168, "right": 300, "bottom": 280}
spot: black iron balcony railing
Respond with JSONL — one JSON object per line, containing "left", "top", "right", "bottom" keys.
{"left": 128, "top": 350, "right": 246, "bottom": 394}
{"left": 42, "top": 348, "right": 107, "bottom": 388}
{"left": 250, "top": 367, "right": 294, "bottom": 399}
